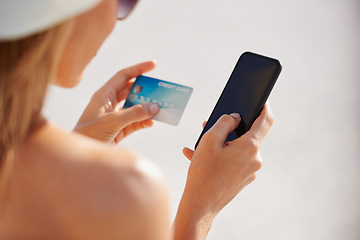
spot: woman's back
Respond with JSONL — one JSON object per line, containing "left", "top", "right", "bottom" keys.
{"left": 0, "top": 122, "right": 169, "bottom": 240}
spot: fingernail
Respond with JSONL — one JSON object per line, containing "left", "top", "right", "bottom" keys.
{"left": 149, "top": 103, "right": 160, "bottom": 115}
{"left": 230, "top": 113, "right": 240, "bottom": 119}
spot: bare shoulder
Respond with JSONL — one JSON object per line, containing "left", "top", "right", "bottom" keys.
{"left": 1, "top": 123, "right": 169, "bottom": 240}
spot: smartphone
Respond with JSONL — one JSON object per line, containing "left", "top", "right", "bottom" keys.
{"left": 194, "top": 52, "right": 282, "bottom": 149}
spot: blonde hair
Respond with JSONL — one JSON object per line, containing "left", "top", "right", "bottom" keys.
{"left": 0, "top": 21, "right": 72, "bottom": 204}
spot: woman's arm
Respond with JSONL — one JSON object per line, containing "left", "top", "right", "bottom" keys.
{"left": 173, "top": 104, "right": 274, "bottom": 239}
{"left": 73, "top": 60, "right": 273, "bottom": 238}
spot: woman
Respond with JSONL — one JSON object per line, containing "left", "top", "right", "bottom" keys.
{"left": 0, "top": 0, "right": 274, "bottom": 239}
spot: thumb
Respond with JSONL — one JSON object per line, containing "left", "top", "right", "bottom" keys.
{"left": 113, "top": 103, "right": 160, "bottom": 129}
{"left": 204, "top": 113, "right": 241, "bottom": 147}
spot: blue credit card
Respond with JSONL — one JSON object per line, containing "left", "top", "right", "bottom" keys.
{"left": 123, "top": 75, "right": 193, "bottom": 126}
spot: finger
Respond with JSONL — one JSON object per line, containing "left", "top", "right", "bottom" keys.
{"left": 116, "top": 80, "right": 136, "bottom": 102}
{"left": 256, "top": 152, "right": 263, "bottom": 171}
{"left": 109, "top": 61, "right": 156, "bottom": 98}
{"left": 119, "top": 60, "right": 156, "bottom": 81}
{"left": 205, "top": 113, "right": 241, "bottom": 147}
{"left": 114, "top": 119, "right": 154, "bottom": 143}
{"left": 242, "top": 103, "right": 274, "bottom": 143}
{"left": 117, "top": 120, "right": 154, "bottom": 142}
{"left": 93, "top": 61, "right": 156, "bottom": 109}
{"left": 111, "top": 103, "right": 160, "bottom": 130}
{"left": 183, "top": 147, "right": 195, "bottom": 161}
{"left": 202, "top": 121, "right": 207, "bottom": 129}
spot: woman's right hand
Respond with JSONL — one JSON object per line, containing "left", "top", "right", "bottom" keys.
{"left": 173, "top": 103, "right": 274, "bottom": 239}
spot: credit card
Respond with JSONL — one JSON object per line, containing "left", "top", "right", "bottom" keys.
{"left": 123, "top": 75, "right": 193, "bottom": 126}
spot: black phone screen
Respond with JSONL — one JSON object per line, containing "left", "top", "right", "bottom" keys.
{"left": 195, "top": 52, "right": 281, "bottom": 149}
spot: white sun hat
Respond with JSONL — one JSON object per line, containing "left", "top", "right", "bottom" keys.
{"left": 0, "top": 0, "right": 102, "bottom": 41}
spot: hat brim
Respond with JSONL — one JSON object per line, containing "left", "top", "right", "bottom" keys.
{"left": 0, "top": 0, "right": 102, "bottom": 40}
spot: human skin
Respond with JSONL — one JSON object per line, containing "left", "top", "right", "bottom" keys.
{"left": 0, "top": 1, "right": 169, "bottom": 239}
{"left": 0, "top": 0, "right": 274, "bottom": 239}
{"left": 58, "top": 0, "right": 274, "bottom": 239}
{"left": 174, "top": 106, "right": 272, "bottom": 239}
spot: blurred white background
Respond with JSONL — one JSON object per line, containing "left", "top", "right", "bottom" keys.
{"left": 43, "top": 0, "right": 360, "bottom": 239}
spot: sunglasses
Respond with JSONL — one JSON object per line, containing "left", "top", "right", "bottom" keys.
{"left": 117, "top": 0, "right": 139, "bottom": 20}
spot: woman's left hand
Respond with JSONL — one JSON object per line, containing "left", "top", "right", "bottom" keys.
{"left": 73, "top": 61, "right": 160, "bottom": 144}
